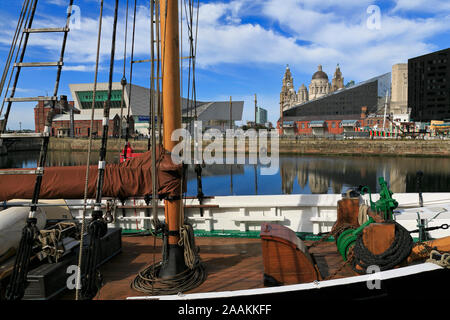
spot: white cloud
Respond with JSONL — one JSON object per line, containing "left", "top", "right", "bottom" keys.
{"left": 258, "top": 0, "right": 450, "bottom": 80}
{"left": 63, "top": 64, "right": 98, "bottom": 72}
{"left": 1, "top": 0, "right": 449, "bottom": 126}
{"left": 393, "top": 0, "right": 450, "bottom": 13}
{"left": 45, "top": 0, "right": 68, "bottom": 6}
{"left": 4, "top": 0, "right": 446, "bottom": 83}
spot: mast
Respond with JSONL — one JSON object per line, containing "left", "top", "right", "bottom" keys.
{"left": 254, "top": 93, "right": 257, "bottom": 125}
{"left": 159, "top": 0, "right": 186, "bottom": 278}
{"left": 383, "top": 90, "right": 388, "bottom": 137}
{"left": 229, "top": 96, "right": 232, "bottom": 129}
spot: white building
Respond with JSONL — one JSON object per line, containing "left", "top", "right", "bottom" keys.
{"left": 69, "top": 83, "right": 244, "bottom": 135}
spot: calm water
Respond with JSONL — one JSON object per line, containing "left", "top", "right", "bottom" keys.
{"left": 1, "top": 151, "right": 450, "bottom": 196}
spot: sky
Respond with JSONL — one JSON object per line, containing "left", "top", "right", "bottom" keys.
{"left": 0, "top": 0, "right": 449, "bottom": 130}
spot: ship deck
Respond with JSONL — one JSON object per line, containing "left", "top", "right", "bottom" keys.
{"left": 91, "top": 235, "right": 354, "bottom": 300}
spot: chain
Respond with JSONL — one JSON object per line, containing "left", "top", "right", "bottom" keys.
{"left": 324, "top": 249, "right": 354, "bottom": 280}
{"left": 307, "top": 223, "right": 353, "bottom": 249}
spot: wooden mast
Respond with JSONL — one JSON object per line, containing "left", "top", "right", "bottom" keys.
{"left": 159, "top": 0, "right": 186, "bottom": 277}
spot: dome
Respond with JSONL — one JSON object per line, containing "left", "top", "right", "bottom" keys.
{"left": 312, "top": 65, "right": 328, "bottom": 80}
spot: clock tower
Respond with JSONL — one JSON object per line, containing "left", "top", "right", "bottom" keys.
{"left": 280, "top": 65, "right": 296, "bottom": 113}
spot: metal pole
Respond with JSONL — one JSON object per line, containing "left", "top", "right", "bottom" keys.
{"left": 254, "top": 93, "right": 257, "bottom": 126}
{"left": 229, "top": 96, "right": 232, "bottom": 130}
{"left": 383, "top": 90, "right": 388, "bottom": 137}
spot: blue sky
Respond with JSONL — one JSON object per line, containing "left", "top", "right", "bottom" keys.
{"left": 0, "top": 0, "right": 449, "bottom": 130}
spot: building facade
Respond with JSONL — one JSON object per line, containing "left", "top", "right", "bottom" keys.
{"left": 409, "top": 48, "right": 450, "bottom": 122}
{"left": 280, "top": 64, "right": 345, "bottom": 114}
{"left": 256, "top": 106, "right": 268, "bottom": 125}
{"left": 279, "top": 65, "right": 297, "bottom": 112}
{"left": 33, "top": 83, "right": 244, "bottom": 137}
{"left": 34, "top": 99, "right": 77, "bottom": 135}
{"left": 278, "top": 73, "right": 391, "bottom": 135}
{"left": 34, "top": 98, "right": 133, "bottom": 138}
{"left": 391, "top": 63, "right": 408, "bottom": 115}
{"left": 309, "top": 65, "right": 331, "bottom": 100}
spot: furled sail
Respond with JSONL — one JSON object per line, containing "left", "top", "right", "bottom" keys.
{"left": 0, "top": 146, "right": 184, "bottom": 201}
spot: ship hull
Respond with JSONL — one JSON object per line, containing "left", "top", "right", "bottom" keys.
{"left": 128, "top": 262, "right": 448, "bottom": 302}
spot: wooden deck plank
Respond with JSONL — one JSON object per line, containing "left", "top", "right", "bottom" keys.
{"left": 95, "top": 236, "right": 264, "bottom": 300}
{"left": 78, "top": 235, "right": 355, "bottom": 300}
{"left": 60, "top": 235, "right": 355, "bottom": 300}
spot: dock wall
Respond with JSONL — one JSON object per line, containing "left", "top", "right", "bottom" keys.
{"left": 47, "top": 137, "right": 450, "bottom": 157}
{"left": 1, "top": 139, "right": 41, "bottom": 154}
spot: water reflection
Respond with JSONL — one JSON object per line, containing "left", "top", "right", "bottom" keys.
{"left": 0, "top": 150, "right": 120, "bottom": 168}
{"left": 279, "top": 156, "right": 450, "bottom": 195}
{"left": 1, "top": 151, "right": 450, "bottom": 195}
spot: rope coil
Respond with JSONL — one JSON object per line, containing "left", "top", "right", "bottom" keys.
{"left": 131, "top": 261, "right": 206, "bottom": 296}
{"left": 351, "top": 221, "right": 413, "bottom": 274}
{"left": 131, "top": 222, "right": 206, "bottom": 295}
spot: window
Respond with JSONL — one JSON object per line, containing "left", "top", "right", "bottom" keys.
{"left": 331, "top": 122, "right": 336, "bottom": 128}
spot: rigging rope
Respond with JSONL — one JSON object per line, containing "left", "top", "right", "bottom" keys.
{"left": 153, "top": 0, "right": 163, "bottom": 146}
{"left": 5, "top": 0, "right": 74, "bottom": 300}
{"left": 1, "top": 0, "right": 36, "bottom": 132}
{"left": 81, "top": 0, "right": 120, "bottom": 300}
{"left": 426, "top": 250, "right": 450, "bottom": 268}
{"left": 358, "top": 203, "right": 370, "bottom": 225}
{"left": 76, "top": 0, "right": 104, "bottom": 301}
{"left": 131, "top": 0, "right": 206, "bottom": 297}
{"left": 5, "top": 218, "right": 39, "bottom": 300}
{"left": 119, "top": 0, "right": 130, "bottom": 141}
{"left": 122, "top": 0, "right": 137, "bottom": 160}
{"left": 0, "top": 0, "right": 30, "bottom": 119}
{"left": 131, "top": 168, "right": 206, "bottom": 295}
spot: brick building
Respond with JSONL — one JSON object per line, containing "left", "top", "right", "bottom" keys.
{"left": 51, "top": 113, "right": 133, "bottom": 138}
{"left": 34, "top": 98, "right": 77, "bottom": 136}
{"left": 34, "top": 97, "right": 134, "bottom": 138}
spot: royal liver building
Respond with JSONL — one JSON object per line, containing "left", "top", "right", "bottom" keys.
{"left": 280, "top": 64, "right": 344, "bottom": 113}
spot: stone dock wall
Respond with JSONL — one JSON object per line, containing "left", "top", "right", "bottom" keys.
{"left": 47, "top": 137, "right": 450, "bottom": 157}
{"left": 1, "top": 139, "right": 41, "bottom": 155}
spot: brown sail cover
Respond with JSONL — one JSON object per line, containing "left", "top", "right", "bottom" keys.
{"left": 0, "top": 147, "right": 185, "bottom": 201}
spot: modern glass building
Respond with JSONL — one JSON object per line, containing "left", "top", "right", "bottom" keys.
{"left": 256, "top": 106, "right": 268, "bottom": 125}
{"left": 408, "top": 48, "right": 450, "bottom": 122}
{"left": 282, "top": 72, "right": 391, "bottom": 121}
{"left": 75, "top": 90, "right": 124, "bottom": 109}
